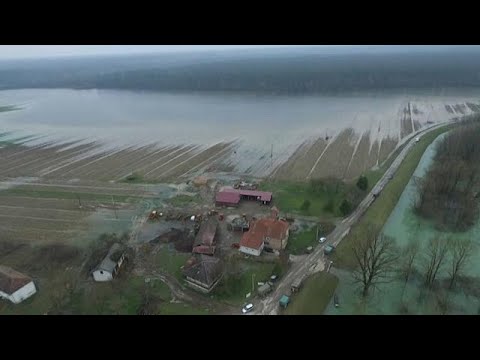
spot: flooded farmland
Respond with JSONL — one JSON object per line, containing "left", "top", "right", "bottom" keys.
{"left": 2, "top": 88, "right": 480, "bottom": 181}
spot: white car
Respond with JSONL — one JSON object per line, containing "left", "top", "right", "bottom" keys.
{"left": 242, "top": 303, "right": 254, "bottom": 314}
{"left": 319, "top": 237, "right": 327, "bottom": 243}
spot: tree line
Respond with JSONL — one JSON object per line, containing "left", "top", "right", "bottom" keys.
{"left": 351, "top": 224, "right": 476, "bottom": 312}
{"left": 414, "top": 118, "right": 480, "bottom": 231}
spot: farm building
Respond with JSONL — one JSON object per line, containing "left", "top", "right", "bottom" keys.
{"left": 0, "top": 265, "right": 37, "bottom": 304}
{"left": 92, "top": 243, "right": 127, "bottom": 282}
{"left": 215, "top": 188, "right": 273, "bottom": 207}
{"left": 192, "top": 218, "right": 218, "bottom": 255}
{"left": 239, "top": 208, "right": 289, "bottom": 256}
{"left": 183, "top": 255, "right": 224, "bottom": 293}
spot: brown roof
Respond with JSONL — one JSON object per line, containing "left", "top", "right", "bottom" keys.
{"left": 0, "top": 265, "right": 32, "bottom": 295}
{"left": 240, "top": 218, "right": 289, "bottom": 250}
{"left": 183, "top": 255, "right": 223, "bottom": 287}
{"left": 194, "top": 218, "right": 218, "bottom": 247}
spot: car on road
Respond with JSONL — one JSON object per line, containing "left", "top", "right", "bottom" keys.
{"left": 242, "top": 303, "right": 254, "bottom": 314}
{"left": 319, "top": 237, "right": 327, "bottom": 243}
{"left": 270, "top": 275, "right": 278, "bottom": 282}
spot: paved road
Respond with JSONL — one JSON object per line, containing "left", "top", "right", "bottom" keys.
{"left": 251, "top": 121, "right": 453, "bottom": 315}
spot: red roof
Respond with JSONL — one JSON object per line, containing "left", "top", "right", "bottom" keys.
{"left": 0, "top": 265, "right": 32, "bottom": 295}
{"left": 193, "top": 245, "right": 216, "bottom": 255}
{"left": 215, "top": 191, "right": 241, "bottom": 205}
{"left": 216, "top": 188, "right": 272, "bottom": 203}
{"left": 240, "top": 217, "right": 289, "bottom": 250}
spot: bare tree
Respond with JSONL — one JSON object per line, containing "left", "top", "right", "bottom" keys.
{"left": 422, "top": 236, "right": 449, "bottom": 287}
{"left": 352, "top": 225, "right": 399, "bottom": 298}
{"left": 398, "top": 238, "right": 420, "bottom": 298}
{"left": 448, "top": 237, "right": 475, "bottom": 289}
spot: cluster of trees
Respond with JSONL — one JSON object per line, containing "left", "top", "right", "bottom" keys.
{"left": 414, "top": 120, "right": 480, "bottom": 231}
{"left": 4, "top": 49, "right": 480, "bottom": 93}
{"left": 352, "top": 224, "right": 475, "bottom": 303}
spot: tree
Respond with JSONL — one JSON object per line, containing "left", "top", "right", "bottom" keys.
{"left": 397, "top": 238, "right": 420, "bottom": 298}
{"left": 339, "top": 199, "right": 352, "bottom": 216}
{"left": 300, "top": 199, "right": 311, "bottom": 212}
{"left": 421, "top": 236, "right": 449, "bottom": 287}
{"left": 352, "top": 225, "right": 399, "bottom": 298}
{"left": 448, "top": 237, "right": 475, "bottom": 289}
{"left": 356, "top": 175, "right": 368, "bottom": 191}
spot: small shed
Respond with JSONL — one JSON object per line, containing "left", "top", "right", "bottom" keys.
{"left": 279, "top": 295, "right": 290, "bottom": 309}
{"left": 92, "top": 243, "right": 127, "bottom": 282}
{"left": 0, "top": 265, "right": 37, "bottom": 304}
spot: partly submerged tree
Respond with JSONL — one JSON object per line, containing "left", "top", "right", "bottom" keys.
{"left": 397, "top": 238, "right": 420, "bottom": 298}
{"left": 448, "top": 237, "right": 475, "bottom": 289}
{"left": 421, "top": 236, "right": 449, "bottom": 288}
{"left": 352, "top": 225, "right": 399, "bottom": 298}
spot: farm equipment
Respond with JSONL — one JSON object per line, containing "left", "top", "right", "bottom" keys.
{"left": 148, "top": 210, "right": 161, "bottom": 221}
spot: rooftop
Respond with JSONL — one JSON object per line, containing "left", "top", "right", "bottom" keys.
{"left": 240, "top": 217, "right": 289, "bottom": 250}
{"left": 183, "top": 255, "right": 223, "bottom": 286}
{"left": 217, "top": 187, "right": 272, "bottom": 202}
{"left": 0, "top": 265, "right": 32, "bottom": 295}
{"left": 96, "top": 243, "right": 125, "bottom": 273}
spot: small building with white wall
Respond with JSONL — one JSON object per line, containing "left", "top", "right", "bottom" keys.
{"left": 92, "top": 243, "right": 127, "bottom": 282}
{"left": 0, "top": 265, "right": 37, "bottom": 304}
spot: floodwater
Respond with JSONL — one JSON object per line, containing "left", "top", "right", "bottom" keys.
{"left": 325, "top": 132, "right": 480, "bottom": 315}
{"left": 1, "top": 88, "right": 480, "bottom": 175}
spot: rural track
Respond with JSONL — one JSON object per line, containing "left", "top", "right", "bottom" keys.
{"left": 252, "top": 120, "right": 454, "bottom": 315}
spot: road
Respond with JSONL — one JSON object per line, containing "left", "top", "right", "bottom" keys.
{"left": 252, "top": 121, "right": 453, "bottom": 315}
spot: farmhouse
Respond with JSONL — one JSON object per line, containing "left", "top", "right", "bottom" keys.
{"left": 215, "top": 187, "right": 272, "bottom": 207}
{"left": 192, "top": 218, "right": 217, "bottom": 255}
{"left": 92, "top": 243, "right": 127, "bottom": 282}
{"left": 183, "top": 255, "right": 223, "bottom": 293}
{"left": 239, "top": 208, "right": 289, "bottom": 256}
{"left": 0, "top": 265, "right": 37, "bottom": 304}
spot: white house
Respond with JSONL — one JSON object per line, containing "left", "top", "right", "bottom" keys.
{"left": 92, "top": 243, "right": 127, "bottom": 282}
{"left": 0, "top": 265, "right": 37, "bottom": 304}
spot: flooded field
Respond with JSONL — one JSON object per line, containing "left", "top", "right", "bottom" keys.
{"left": 2, "top": 89, "right": 480, "bottom": 181}
{"left": 325, "top": 132, "right": 480, "bottom": 315}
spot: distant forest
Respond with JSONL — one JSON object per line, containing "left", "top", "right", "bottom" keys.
{"left": 2, "top": 47, "right": 480, "bottom": 94}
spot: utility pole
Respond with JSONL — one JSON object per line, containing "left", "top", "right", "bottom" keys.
{"left": 270, "top": 144, "right": 273, "bottom": 169}
{"left": 112, "top": 196, "right": 118, "bottom": 219}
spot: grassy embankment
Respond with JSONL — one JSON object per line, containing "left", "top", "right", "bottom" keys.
{"left": 333, "top": 124, "right": 456, "bottom": 270}
{"left": 284, "top": 272, "right": 339, "bottom": 315}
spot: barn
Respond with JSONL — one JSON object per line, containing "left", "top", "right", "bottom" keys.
{"left": 92, "top": 243, "right": 127, "bottom": 282}
{"left": 0, "top": 265, "right": 37, "bottom": 304}
{"left": 215, "top": 188, "right": 273, "bottom": 207}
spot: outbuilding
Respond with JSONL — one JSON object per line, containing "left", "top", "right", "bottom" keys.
{"left": 92, "top": 243, "right": 127, "bottom": 282}
{"left": 183, "top": 255, "right": 224, "bottom": 293}
{"left": 0, "top": 265, "right": 37, "bottom": 304}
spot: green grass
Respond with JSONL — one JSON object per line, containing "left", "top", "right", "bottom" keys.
{"left": 284, "top": 272, "right": 339, "bottom": 315}
{"left": 333, "top": 124, "right": 456, "bottom": 270}
{"left": 288, "top": 227, "right": 318, "bottom": 254}
{"left": 259, "top": 180, "right": 362, "bottom": 218}
{"left": 0, "top": 188, "right": 138, "bottom": 203}
{"left": 165, "top": 194, "right": 201, "bottom": 207}
{"left": 288, "top": 221, "right": 336, "bottom": 255}
{"left": 154, "top": 245, "right": 190, "bottom": 281}
{"left": 212, "top": 259, "right": 278, "bottom": 305}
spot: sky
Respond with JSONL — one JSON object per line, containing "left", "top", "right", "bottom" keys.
{"left": 0, "top": 45, "right": 469, "bottom": 60}
{"left": 0, "top": 45, "right": 318, "bottom": 60}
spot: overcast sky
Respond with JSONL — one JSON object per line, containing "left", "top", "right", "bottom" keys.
{"left": 0, "top": 45, "right": 325, "bottom": 60}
